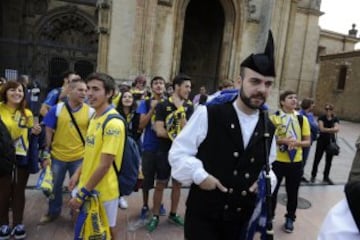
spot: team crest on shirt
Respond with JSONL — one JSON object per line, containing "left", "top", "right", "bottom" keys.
{"left": 86, "top": 135, "right": 95, "bottom": 146}
{"left": 96, "top": 122, "right": 102, "bottom": 130}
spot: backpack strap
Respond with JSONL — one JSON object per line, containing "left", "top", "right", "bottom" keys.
{"left": 101, "top": 113, "right": 127, "bottom": 174}
{"left": 297, "top": 114, "right": 304, "bottom": 141}
{"left": 64, "top": 102, "right": 85, "bottom": 146}
{"left": 102, "top": 113, "right": 127, "bottom": 137}
{"left": 297, "top": 114, "right": 303, "bottom": 131}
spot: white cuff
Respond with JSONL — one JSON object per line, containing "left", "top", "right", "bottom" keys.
{"left": 270, "top": 170, "right": 277, "bottom": 193}
{"left": 193, "top": 168, "right": 209, "bottom": 185}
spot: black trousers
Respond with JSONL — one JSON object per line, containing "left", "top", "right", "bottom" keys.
{"left": 184, "top": 208, "right": 250, "bottom": 240}
{"left": 0, "top": 167, "right": 29, "bottom": 226}
{"left": 311, "top": 138, "right": 334, "bottom": 179}
{"left": 271, "top": 161, "right": 303, "bottom": 221}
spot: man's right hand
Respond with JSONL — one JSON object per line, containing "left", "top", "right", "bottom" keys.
{"left": 199, "top": 175, "right": 228, "bottom": 192}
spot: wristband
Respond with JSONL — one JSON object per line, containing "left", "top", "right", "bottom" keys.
{"left": 76, "top": 187, "right": 91, "bottom": 201}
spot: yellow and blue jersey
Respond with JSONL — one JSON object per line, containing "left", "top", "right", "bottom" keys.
{"left": 43, "top": 103, "right": 94, "bottom": 161}
{"left": 270, "top": 110, "right": 311, "bottom": 163}
{"left": 78, "top": 108, "right": 125, "bottom": 201}
{"left": 0, "top": 102, "right": 33, "bottom": 156}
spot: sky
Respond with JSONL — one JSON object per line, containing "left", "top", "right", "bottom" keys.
{"left": 319, "top": 0, "right": 360, "bottom": 35}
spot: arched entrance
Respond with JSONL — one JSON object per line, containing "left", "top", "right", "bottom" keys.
{"left": 180, "top": 0, "right": 225, "bottom": 92}
{"left": 34, "top": 6, "right": 98, "bottom": 89}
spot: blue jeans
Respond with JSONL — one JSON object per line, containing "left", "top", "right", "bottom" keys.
{"left": 48, "top": 158, "right": 82, "bottom": 216}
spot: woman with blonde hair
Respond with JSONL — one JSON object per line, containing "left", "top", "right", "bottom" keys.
{"left": 0, "top": 80, "right": 41, "bottom": 239}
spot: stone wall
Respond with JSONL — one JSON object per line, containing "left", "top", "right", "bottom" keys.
{"left": 319, "top": 30, "right": 358, "bottom": 55}
{"left": 280, "top": 1, "right": 322, "bottom": 100}
{"left": 0, "top": 0, "right": 98, "bottom": 87}
{"left": 316, "top": 51, "right": 360, "bottom": 122}
{"left": 0, "top": 0, "right": 332, "bottom": 109}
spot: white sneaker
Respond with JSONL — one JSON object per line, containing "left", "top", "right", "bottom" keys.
{"left": 118, "top": 197, "right": 128, "bottom": 209}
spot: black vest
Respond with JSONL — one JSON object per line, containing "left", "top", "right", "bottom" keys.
{"left": 345, "top": 178, "right": 360, "bottom": 232}
{"left": 186, "top": 102, "right": 275, "bottom": 220}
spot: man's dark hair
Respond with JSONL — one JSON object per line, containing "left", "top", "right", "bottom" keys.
{"left": 86, "top": 72, "right": 116, "bottom": 103}
{"left": 150, "top": 76, "right": 165, "bottom": 87}
{"left": 62, "top": 70, "right": 76, "bottom": 80}
{"left": 300, "top": 98, "right": 314, "bottom": 110}
{"left": 69, "top": 78, "right": 86, "bottom": 88}
{"left": 279, "top": 90, "right": 296, "bottom": 107}
{"left": 172, "top": 73, "right": 191, "bottom": 89}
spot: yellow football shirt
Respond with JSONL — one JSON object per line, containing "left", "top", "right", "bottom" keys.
{"left": 50, "top": 104, "right": 93, "bottom": 161}
{"left": 270, "top": 110, "right": 311, "bottom": 163}
{"left": 78, "top": 108, "right": 125, "bottom": 202}
{"left": 0, "top": 102, "right": 33, "bottom": 156}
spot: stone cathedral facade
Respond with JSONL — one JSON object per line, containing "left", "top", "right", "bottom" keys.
{"left": 0, "top": 0, "right": 326, "bottom": 107}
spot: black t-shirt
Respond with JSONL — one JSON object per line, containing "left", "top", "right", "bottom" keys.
{"left": 318, "top": 114, "right": 339, "bottom": 141}
{"left": 155, "top": 97, "right": 194, "bottom": 152}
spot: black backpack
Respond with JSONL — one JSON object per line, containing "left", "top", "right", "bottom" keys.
{"left": 101, "top": 113, "right": 141, "bottom": 196}
{"left": 0, "top": 117, "right": 16, "bottom": 176}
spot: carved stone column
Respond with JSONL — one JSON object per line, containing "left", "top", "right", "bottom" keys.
{"left": 96, "top": 0, "right": 112, "bottom": 72}
{"left": 278, "top": 0, "right": 298, "bottom": 90}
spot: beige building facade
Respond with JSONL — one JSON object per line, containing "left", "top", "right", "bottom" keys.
{"left": 319, "top": 29, "right": 359, "bottom": 56}
{"left": 0, "top": 0, "right": 344, "bottom": 109}
{"left": 105, "top": 0, "right": 324, "bottom": 107}
{"left": 316, "top": 51, "right": 360, "bottom": 121}
{"left": 0, "top": 0, "right": 99, "bottom": 90}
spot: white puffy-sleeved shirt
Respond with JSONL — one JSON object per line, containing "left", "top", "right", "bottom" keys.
{"left": 169, "top": 102, "right": 277, "bottom": 188}
{"left": 318, "top": 199, "right": 360, "bottom": 240}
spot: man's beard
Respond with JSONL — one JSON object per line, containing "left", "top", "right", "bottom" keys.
{"left": 239, "top": 87, "right": 265, "bottom": 110}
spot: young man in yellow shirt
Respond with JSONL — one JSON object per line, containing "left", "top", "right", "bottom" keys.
{"left": 40, "top": 78, "right": 94, "bottom": 224}
{"left": 69, "top": 72, "right": 125, "bottom": 239}
{"left": 270, "top": 90, "right": 311, "bottom": 233}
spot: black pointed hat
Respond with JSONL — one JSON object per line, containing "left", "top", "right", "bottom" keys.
{"left": 240, "top": 30, "right": 276, "bottom": 77}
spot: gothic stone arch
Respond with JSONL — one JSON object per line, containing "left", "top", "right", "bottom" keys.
{"left": 33, "top": 6, "right": 98, "bottom": 89}
{"left": 173, "top": 0, "right": 239, "bottom": 90}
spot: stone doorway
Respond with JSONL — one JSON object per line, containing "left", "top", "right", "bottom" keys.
{"left": 48, "top": 58, "right": 95, "bottom": 90}
{"left": 180, "top": 0, "right": 225, "bottom": 93}
{"left": 34, "top": 7, "right": 98, "bottom": 90}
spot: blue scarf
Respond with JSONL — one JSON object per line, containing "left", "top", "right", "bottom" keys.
{"left": 246, "top": 171, "right": 268, "bottom": 240}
